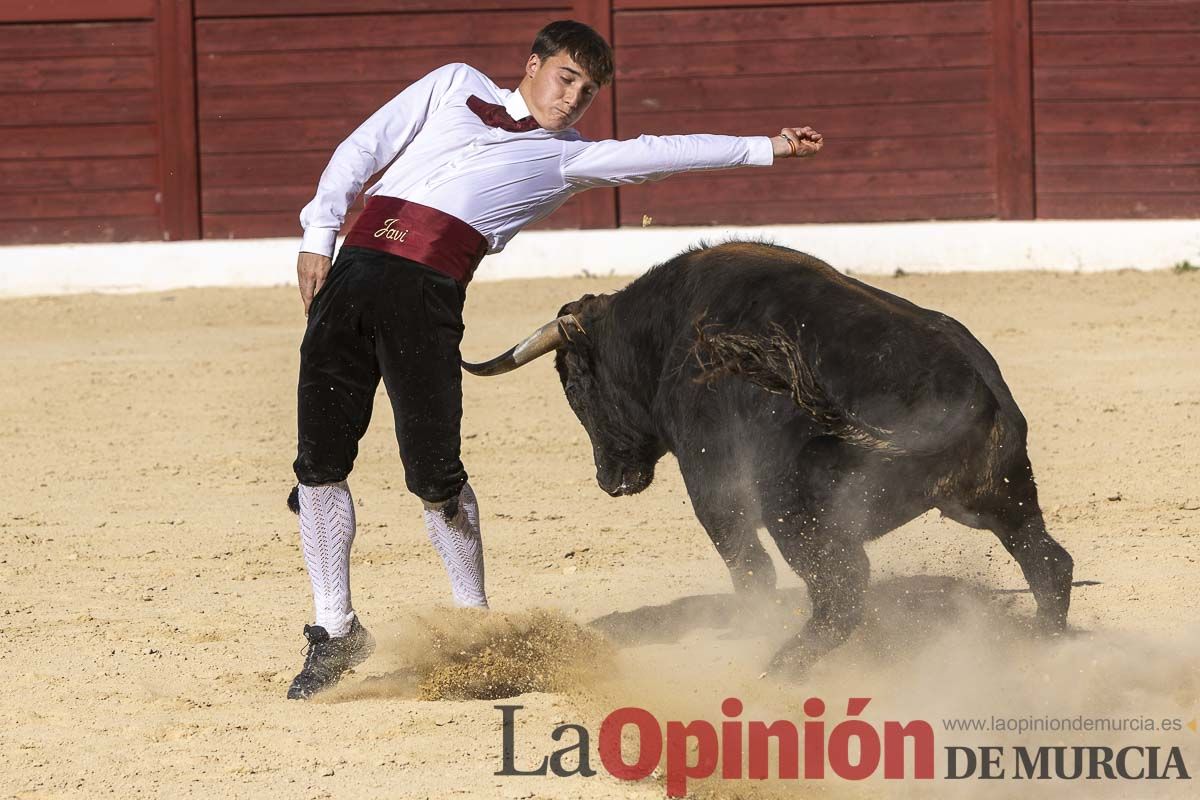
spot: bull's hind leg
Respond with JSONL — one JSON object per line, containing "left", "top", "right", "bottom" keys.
{"left": 940, "top": 454, "right": 1073, "bottom": 631}
{"left": 999, "top": 511, "right": 1072, "bottom": 631}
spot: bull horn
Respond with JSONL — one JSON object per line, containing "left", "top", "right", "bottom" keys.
{"left": 461, "top": 314, "right": 584, "bottom": 376}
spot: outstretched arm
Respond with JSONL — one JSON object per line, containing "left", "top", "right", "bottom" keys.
{"left": 560, "top": 126, "right": 823, "bottom": 190}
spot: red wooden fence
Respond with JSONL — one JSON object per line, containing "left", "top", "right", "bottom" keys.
{"left": 1, "top": 0, "right": 1197, "bottom": 245}
{"left": 0, "top": 1, "right": 161, "bottom": 244}
{"left": 613, "top": 0, "right": 1002, "bottom": 226}
{"left": 1032, "top": 0, "right": 1200, "bottom": 218}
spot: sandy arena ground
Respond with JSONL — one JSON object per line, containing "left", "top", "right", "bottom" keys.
{"left": 2, "top": 265, "right": 1199, "bottom": 799}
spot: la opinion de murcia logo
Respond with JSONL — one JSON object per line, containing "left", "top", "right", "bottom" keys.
{"left": 374, "top": 218, "right": 409, "bottom": 242}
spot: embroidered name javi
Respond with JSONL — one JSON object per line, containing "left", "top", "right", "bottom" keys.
{"left": 374, "top": 219, "right": 409, "bottom": 242}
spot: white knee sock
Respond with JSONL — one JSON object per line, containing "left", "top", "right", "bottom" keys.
{"left": 297, "top": 481, "right": 357, "bottom": 637}
{"left": 423, "top": 482, "right": 488, "bottom": 608}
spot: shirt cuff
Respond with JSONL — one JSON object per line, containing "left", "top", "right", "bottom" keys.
{"left": 745, "top": 136, "right": 775, "bottom": 167}
{"left": 300, "top": 227, "right": 338, "bottom": 258}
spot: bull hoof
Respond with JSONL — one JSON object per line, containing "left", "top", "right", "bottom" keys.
{"left": 1032, "top": 602, "right": 1070, "bottom": 636}
{"left": 765, "top": 640, "right": 818, "bottom": 681}
{"left": 731, "top": 577, "right": 777, "bottom": 599}
{"left": 1033, "top": 613, "right": 1070, "bottom": 638}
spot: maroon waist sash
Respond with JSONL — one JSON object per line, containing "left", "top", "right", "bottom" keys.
{"left": 343, "top": 196, "right": 488, "bottom": 285}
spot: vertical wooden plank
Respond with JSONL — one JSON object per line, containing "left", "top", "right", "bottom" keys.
{"left": 992, "top": 0, "right": 1034, "bottom": 218}
{"left": 571, "top": 0, "right": 618, "bottom": 229}
{"left": 155, "top": 0, "right": 200, "bottom": 239}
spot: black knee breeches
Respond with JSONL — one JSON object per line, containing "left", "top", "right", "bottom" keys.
{"left": 293, "top": 246, "right": 468, "bottom": 503}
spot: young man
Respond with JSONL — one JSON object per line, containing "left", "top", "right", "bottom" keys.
{"left": 288, "top": 20, "right": 823, "bottom": 699}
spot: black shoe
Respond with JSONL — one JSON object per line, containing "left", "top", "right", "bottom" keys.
{"left": 286, "top": 617, "right": 375, "bottom": 700}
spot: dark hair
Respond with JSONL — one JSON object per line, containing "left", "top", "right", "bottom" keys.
{"left": 531, "top": 20, "right": 614, "bottom": 86}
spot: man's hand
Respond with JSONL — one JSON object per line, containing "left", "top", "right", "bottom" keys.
{"left": 297, "top": 251, "right": 332, "bottom": 317}
{"left": 773, "top": 127, "right": 823, "bottom": 159}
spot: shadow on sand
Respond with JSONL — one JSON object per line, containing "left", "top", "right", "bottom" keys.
{"left": 328, "top": 577, "right": 1101, "bottom": 702}
{"left": 587, "top": 575, "right": 1101, "bottom": 651}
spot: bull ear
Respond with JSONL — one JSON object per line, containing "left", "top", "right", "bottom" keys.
{"left": 557, "top": 293, "right": 610, "bottom": 322}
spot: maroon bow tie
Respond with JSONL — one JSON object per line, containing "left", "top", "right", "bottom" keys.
{"left": 467, "top": 94, "right": 540, "bottom": 133}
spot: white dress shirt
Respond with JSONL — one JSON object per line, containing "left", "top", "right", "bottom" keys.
{"left": 299, "top": 62, "right": 775, "bottom": 258}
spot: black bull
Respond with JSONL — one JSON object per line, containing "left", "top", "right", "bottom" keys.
{"left": 465, "top": 241, "right": 1074, "bottom": 675}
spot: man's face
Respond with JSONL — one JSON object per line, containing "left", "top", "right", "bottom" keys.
{"left": 521, "top": 51, "right": 601, "bottom": 131}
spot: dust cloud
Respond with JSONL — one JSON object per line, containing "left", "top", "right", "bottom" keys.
{"left": 579, "top": 575, "right": 1200, "bottom": 798}
{"left": 328, "top": 607, "right": 615, "bottom": 702}
{"left": 331, "top": 576, "right": 1197, "bottom": 796}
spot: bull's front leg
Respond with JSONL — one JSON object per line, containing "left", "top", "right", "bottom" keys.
{"left": 765, "top": 523, "right": 870, "bottom": 678}
{"left": 683, "top": 477, "right": 776, "bottom": 597}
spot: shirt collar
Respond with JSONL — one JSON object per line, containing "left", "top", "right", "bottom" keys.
{"left": 503, "top": 88, "right": 535, "bottom": 126}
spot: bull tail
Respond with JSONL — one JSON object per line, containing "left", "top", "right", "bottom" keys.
{"left": 691, "top": 322, "right": 903, "bottom": 453}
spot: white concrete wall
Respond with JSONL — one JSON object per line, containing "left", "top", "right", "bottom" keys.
{"left": 2, "top": 219, "right": 1199, "bottom": 298}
